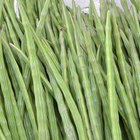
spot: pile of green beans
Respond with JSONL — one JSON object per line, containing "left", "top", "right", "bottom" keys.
{"left": 0, "top": 0, "right": 140, "bottom": 140}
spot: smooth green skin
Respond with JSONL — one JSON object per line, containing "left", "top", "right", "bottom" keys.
{"left": 0, "top": 36, "right": 27, "bottom": 140}
{"left": 0, "top": 128, "right": 6, "bottom": 140}
{"left": 0, "top": 37, "right": 19, "bottom": 140}
{"left": 132, "top": 67, "right": 140, "bottom": 119}
{"left": 120, "top": 29, "right": 130, "bottom": 56}
{"left": 4, "top": 17, "right": 26, "bottom": 119}
{"left": 10, "top": 43, "right": 53, "bottom": 92}
{"left": 130, "top": 0, "right": 140, "bottom": 10}
{"left": 80, "top": 13, "right": 111, "bottom": 140}
{"left": 48, "top": 73, "right": 77, "bottom": 140}
{"left": 120, "top": 30, "right": 140, "bottom": 119}
{"left": 129, "top": 32, "right": 140, "bottom": 117}
{"left": 30, "top": 26, "right": 87, "bottom": 140}
{"left": 46, "top": 89, "right": 60, "bottom": 140}
{"left": 99, "top": 0, "right": 108, "bottom": 24}
{"left": 121, "top": 29, "right": 140, "bottom": 119}
{"left": 36, "top": 0, "right": 50, "bottom": 36}
{"left": 120, "top": 0, "right": 140, "bottom": 52}
{"left": 25, "top": 0, "right": 36, "bottom": 27}
{"left": 106, "top": 11, "right": 122, "bottom": 140}
{"left": 61, "top": 1, "right": 77, "bottom": 60}
{"left": 44, "top": 38, "right": 60, "bottom": 68}
{"left": 4, "top": 1, "right": 23, "bottom": 39}
{"left": 60, "top": 31, "right": 68, "bottom": 86}
{"left": 112, "top": 12, "right": 138, "bottom": 119}
{"left": 17, "top": 64, "right": 31, "bottom": 119}
{"left": 74, "top": 18, "right": 103, "bottom": 139}
{"left": 0, "top": 0, "right": 4, "bottom": 26}
{"left": 2, "top": 0, "right": 140, "bottom": 139}
{"left": 6, "top": 54, "right": 24, "bottom": 116}
{"left": 49, "top": 70, "right": 77, "bottom": 140}
{"left": 88, "top": 65, "right": 103, "bottom": 138}
{"left": 2, "top": 36, "right": 38, "bottom": 140}
{"left": 5, "top": 16, "right": 24, "bottom": 69}
{"left": 89, "top": 0, "right": 105, "bottom": 44}
{"left": 68, "top": 51, "right": 93, "bottom": 140}
{"left": 131, "top": 4, "right": 140, "bottom": 52}
{"left": 5, "top": 51, "right": 20, "bottom": 98}
{"left": 114, "top": 63, "right": 140, "bottom": 140}
{"left": 0, "top": 100, "right": 12, "bottom": 140}
{"left": 51, "top": 0, "right": 61, "bottom": 23}
{"left": 24, "top": 112, "right": 35, "bottom": 140}
{"left": 19, "top": 3, "right": 50, "bottom": 140}
{"left": 45, "top": 21, "right": 60, "bottom": 57}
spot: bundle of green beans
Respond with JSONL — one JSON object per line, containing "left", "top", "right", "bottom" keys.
{"left": 0, "top": 0, "right": 140, "bottom": 139}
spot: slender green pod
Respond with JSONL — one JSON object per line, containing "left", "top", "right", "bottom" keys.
{"left": 0, "top": 36, "right": 28, "bottom": 140}
{"left": 30, "top": 25, "right": 87, "bottom": 140}
{"left": 46, "top": 89, "right": 60, "bottom": 140}
{"left": 48, "top": 72, "right": 77, "bottom": 140}
{"left": 112, "top": 12, "right": 137, "bottom": 118}
{"left": 2, "top": 36, "right": 38, "bottom": 140}
{"left": 60, "top": 30, "right": 68, "bottom": 86}
{"left": 68, "top": 51, "right": 93, "bottom": 140}
{"left": 105, "top": 11, "right": 122, "bottom": 140}
{"left": 19, "top": 3, "right": 50, "bottom": 139}
{"left": 114, "top": 63, "right": 140, "bottom": 140}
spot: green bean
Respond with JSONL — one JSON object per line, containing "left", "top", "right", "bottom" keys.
{"left": 5, "top": 51, "right": 20, "bottom": 99}
{"left": 99, "top": 0, "right": 108, "bottom": 24}
{"left": 0, "top": 41, "right": 27, "bottom": 140}
{"left": 76, "top": 20, "right": 103, "bottom": 140}
{"left": 129, "top": 31, "right": 140, "bottom": 118}
{"left": 36, "top": 0, "right": 50, "bottom": 36}
{"left": 45, "top": 21, "right": 60, "bottom": 58}
{"left": 112, "top": 12, "right": 137, "bottom": 118}
{"left": 19, "top": 3, "right": 50, "bottom": 139}
{"left": 24, "top": 112, "right": 35, "bottom": 140}
{"left": 0, "top": 128, "right": 6, "bottom": 140}
{"left": 5, "top": 16, "right": 24, "bottom": 68}
{"left": 0, "top": 98, "right": 12, "bottom": 140}
{"left": 84, "top": 19, "right": 111, "bottom": 140}
{"left": 10, "top": 43, "right": 53, "bottom": 92}
{"left": 5, "top": 18, "right": 26, "bottom": 116}
{"left": 61, "top": 1, "right": 76, "bottom": 58}
{"left": 49, "top": 13, "right": 61, "bottom": 30}
{"left": 51, "top": 1, "right": 61, "bottom": 23}
{"left": 30, "top": 25, "right": 87, "bottom": 140}
{"left": 60, "top": 30, "right": 68, "bottom": 86}
{"left": 1, "top": 1, "right": 140, "bottom": 139}
{"left": 0, "top": 35, "right": 19, "bottom": 140}
{"left": 25, "top": 0, "right": 36, "bottom": 27}
{"left": 5, "top": 17, "right": 19, "bottom": 47}
{"left": 72, "top": 0, "right": 76, "bottom": 19}
{"left": 48, "top": 71, "right": 77, "bottom": 140}
{"left": 131, "top": 4, "right": 140, "bottom": 52}
{"left": 88, "top": 64, "right": 103, "bottom": 137}
{"left": 132, "top": 68, "right": 140, "bottom": 118}
{"left": 42, "top": 38, "right": 60, "bottom": 70}
{"left": 68, "top": 51, "right": 93, "bottom": 140}
{"left": 130, "top": 0, "right": 140, "bottom": 10}
{"left": 120, "top": 29, "right": 130, "bottom": 55}
{"left": 4, "top": 1, "right": 23, "bottom": 39}
{"left": 89, "top": 0, "right": 105, "bottom": 44}
{"left": 114, "top": 63, "right": 140, "bottom": 140}
{"left": 105, "top": 11, "right": 122, "bottom": 140}
{"left": 45, "top": 89, "right": 60, "bottom": 140}
{"left": 2, "top": 36, "right": 38, "bottom": 140}
{"left": 0, "top": 0, "right": 3, "bottom": 25}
